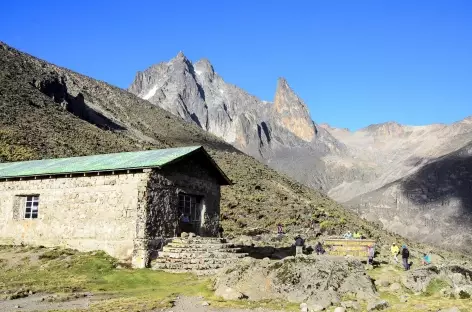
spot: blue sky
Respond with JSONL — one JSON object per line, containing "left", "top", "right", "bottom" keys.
{"left": 1, "top": 0, "right": 471, "bottom": 130}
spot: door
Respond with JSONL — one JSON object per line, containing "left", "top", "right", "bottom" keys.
{"left": 178, "top": 194, "right": 202, "bottom": 234}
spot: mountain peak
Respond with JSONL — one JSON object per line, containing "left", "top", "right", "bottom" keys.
{"left": 362, "top": 121, "right": 405, "bottom": 136}
{"left": 194, "top": 58, "right": 215, "bottom": 78}
{"left": 277, "top": 76, "right": 289, "bottom": 86}
{"left": 273, "top": 78, "right": 315, "bottom": 142}
{"left": 176, "top": 51, "right": 186, "bottom": 59}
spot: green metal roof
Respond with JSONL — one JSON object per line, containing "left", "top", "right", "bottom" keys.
{"left": 0, "top": 146, "right": 230, "bottom": 184}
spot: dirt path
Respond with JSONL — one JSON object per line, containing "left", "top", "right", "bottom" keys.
{"left": 161, "top": 296, "right": 286, "bottom": 312}
{"left": 0, "top": 294, "right": 90, "bottom": 312}
{"left": 0, "top": 294, "right": 287, "bottom": 312}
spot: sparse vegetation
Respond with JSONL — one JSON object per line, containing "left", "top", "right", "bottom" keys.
{"left": 0, "top": 245, "right": 301, "bottom": 311}
{"left": 424, "top": 279, "right": 450, "bottom": 296}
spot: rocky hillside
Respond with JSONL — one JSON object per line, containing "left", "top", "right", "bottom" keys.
{"left": 325, "top": 119, "right": 472, "bottom": 251}
{"left": 346, "top": 140, "right": 472, "bottom": 251}
{"left": 324, "top": 118, "right": 472, "bottom": 201}
{"left": 0, "top": 41, "right": 392, "bottom": 241}
{"left": 129, "top": 53, "right": 472, "bottom": 252}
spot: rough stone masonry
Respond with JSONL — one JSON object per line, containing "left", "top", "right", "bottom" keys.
{"left": 0, "top": 149, "right": 226, "bottom": 268}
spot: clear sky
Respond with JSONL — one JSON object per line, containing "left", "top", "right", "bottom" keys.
{"left": 1, "top": 0, "right": 471, "bottom": 130}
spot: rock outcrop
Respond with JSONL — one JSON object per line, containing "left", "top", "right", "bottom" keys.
{"left": 273, "top": 78, "right": 315, "bottom": 142}
{"left": 400, "top": 264, "right": 472, "bottom": 298}
{"left": 214, "top": 256, "right": 377, "bottom": 311}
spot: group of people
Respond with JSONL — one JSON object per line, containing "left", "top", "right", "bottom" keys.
{"left": 343, "top": 230, "right": 364, "bottom": 239}
{"left": 390, "top": 243, "right": 431, "bottom": 270}
{"left": 293, "top": 235, "right": 325, "bottom": 256}
{"left": 282, "top": 225, "right": 432, "bottom": 270}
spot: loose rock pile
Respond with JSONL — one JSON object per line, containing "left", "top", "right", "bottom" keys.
{"left": 214, "top": 255, "right": 379, "bottom": 311}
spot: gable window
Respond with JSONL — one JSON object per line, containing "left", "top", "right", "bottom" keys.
{"left": 24, "top": 195, "right": 39, "bottom": 219}
{"left": 178, "top": 194, "right": 200, "bottom": 222}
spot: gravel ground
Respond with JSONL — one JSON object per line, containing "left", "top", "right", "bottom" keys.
{"left": 161, "top": 296, "right": 287, "bottom": 312}
{"left": 0, "top": 294, "right": 287, "bottom": 312}
{"left": 0, "top": 294, "right": 91, "bottom": 312}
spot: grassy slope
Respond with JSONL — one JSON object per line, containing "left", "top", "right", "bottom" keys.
{"left": 0, "top": 41, "right": 394, "bottom": 241}
{"left": 0, "top": 246, "right": 299, "bottom": 311}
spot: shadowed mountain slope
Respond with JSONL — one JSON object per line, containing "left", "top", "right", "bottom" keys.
{"left": 346, "top": 141, "right": 472, "bottom": 251}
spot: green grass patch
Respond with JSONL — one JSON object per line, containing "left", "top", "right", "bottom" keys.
{"left": 38, "top": 248, "right": 77, "bottom": 260}
{"left": 424, "top": 279, "right": 450, "bottom": 296}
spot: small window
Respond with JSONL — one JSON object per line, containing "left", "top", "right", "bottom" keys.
{"left": 24, "top": 195, "right": 39, "bottom": 219}
{"left": 178, "top": 194, "right": 201, "bottom": 222}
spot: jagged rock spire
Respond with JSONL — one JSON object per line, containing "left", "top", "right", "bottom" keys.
{"left": 273, "top": 77, "right": 315, "bottom": 142}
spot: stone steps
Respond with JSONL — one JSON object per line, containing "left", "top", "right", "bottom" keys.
{"left": 166, "top": 242, "right": 237, "bottom": 249}
{"left": 159, "top": 251, "right": 247, "bottom": 259}
{"left": 162, "top": 246, "right": 243, "bottom": 253}
{"left": 172, "top": 237, "right": 226, "bottom": 244}
{"left": 151, "top": 235, "right": 247, "bottom": 273}
{"left": 152, "top": 262, "right": 225, "bottom": 270}
{"left": 153, "top": 257, "right": 239, "bottom": 265}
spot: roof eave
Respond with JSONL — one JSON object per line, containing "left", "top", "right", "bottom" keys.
{"left": 159, "top": 146, "right": 232, "bottom": 186}
{"left": 0, "top": 166, "right": 161, "bottom": 180}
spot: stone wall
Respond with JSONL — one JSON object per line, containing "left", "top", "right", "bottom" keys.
{"left": 0, "top": 172, "right": 149, "bottom": 262}
{"left": 141, "top": 157, "right": 221, "bottom": 265}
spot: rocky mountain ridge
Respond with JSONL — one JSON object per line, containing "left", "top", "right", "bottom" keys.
{"left": 128, "top": 53, "right": 353, "bottom": 192}
{"left": 129, "top": 52, "right": 472, "bottom": 251}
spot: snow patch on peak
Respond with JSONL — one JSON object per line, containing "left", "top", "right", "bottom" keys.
{"left": 142, "top": 85, "right": 158, "bottom": 100}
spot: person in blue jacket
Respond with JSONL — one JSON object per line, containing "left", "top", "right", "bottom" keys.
{"left": 422, "top": 253, "right": 431, "bottom": 265}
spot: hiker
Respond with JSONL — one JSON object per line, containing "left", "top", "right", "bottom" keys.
{"left": 401, "top": 245, "right": 410, "bottom": 270}
{"left": 277, "top": 223, "right": 284, "bottom": 235}
{"left": 218, "top": 225, "right": 224, "bottom": 238}
{"left": 343, "top": 231, "right": 353, "bottom": 239}
{"left": 294, "top": 235, "right": 305, "bottom": 256}
{"left": 367, "top": 244, "right": 375, "bottom": 265}
{"left": 391, "top": 243, "right": 399, "bottom": 263}
{"left": 353, "top": 231, "right": 362, "bottom": 239}
{"left": 315, "top": 242, "right": 325, "bottom": 255}
{"left": 422, "top": 253, "right": 431, "bottom": 265}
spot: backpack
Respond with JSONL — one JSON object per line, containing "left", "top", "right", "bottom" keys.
{"left": 403, "top": 248, "right": 410, "bottom": 258}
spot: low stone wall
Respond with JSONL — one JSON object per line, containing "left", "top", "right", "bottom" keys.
{"left": 0, "top": 172, "right": 149, "bottom": 262}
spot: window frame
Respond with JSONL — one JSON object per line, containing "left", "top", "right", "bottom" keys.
{"left": 24, "top": 195, "right": 39, "bottom": 219}
{"left": 178, "top": 193, "right": 201, "bottom": 223}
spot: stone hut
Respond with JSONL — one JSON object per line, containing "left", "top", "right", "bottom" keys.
{"left": 0, "top": 146, "right": 231, "bottom": 268}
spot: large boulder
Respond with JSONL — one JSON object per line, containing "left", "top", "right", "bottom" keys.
{"left": 214, "top": 255, "right": 377, "bottom": 308}
{"left": 401, "top": 265, "right": 441, "bottom": 292}
{"left": 401, "top": 264, "right": 472, "bottom": 294}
